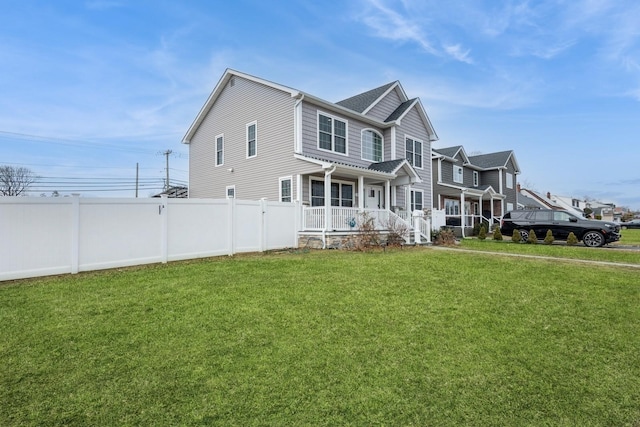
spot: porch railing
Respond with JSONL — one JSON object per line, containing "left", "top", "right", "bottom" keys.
{"left": 303, "top": 207, "right": 393, "bottom": 231}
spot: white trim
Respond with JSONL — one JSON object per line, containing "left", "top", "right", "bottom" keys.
{"left": 453, "top": 165, "right": 464, "bottom": 184}
{"left": 411, "top": 189, "right": 424, "bottom": 211}
{"left": 225, "top": 185, "right": 236, "bottom": 199}
{"left": 360, "top": 128, "right": 384, "bottom": 162}
{"left": 390, "top": 126, "right": 396, "bottom": 159}
{"left": 215, "top": 133, "right": 224, "bottom": 167}
{"left": 404, "top": 134, "right": 424, "bottom": 169}
{"left": 317, "top": 111, "right": 349, "bottom": 157}
{"left": 246, "top": 121, "right": 257, "bottom": 159}
{"left": 506, "top": 172, "right": 514, "bottom": 189}
{"left": 279, "top": 176, "right": 293, "bottom": 203}
{"left": 309, "top": 176, "right": 355, "bottom": 207}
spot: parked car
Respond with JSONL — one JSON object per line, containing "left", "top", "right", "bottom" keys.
{"left": 620, "top": 219, "right": 640, "bottom": 229}
{"left": 500, "top": 209, "right": 621, "bottom": 247}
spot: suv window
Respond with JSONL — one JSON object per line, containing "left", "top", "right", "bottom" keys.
{"left": 553, "top": 211, "right": 574, "bottom": 222}
{"left": 532, "top": 211, "right": 551, "bottom": 221}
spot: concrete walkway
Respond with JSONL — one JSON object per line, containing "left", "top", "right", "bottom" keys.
{"left": 431, "top": 245, "right": 640, "bottom": 269}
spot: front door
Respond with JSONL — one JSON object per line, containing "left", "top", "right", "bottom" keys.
{"left": 365, "top": 185, "right": 383, "bottom": 209}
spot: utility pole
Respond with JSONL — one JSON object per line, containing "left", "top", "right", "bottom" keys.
{"left": 162, "top": 150, "right": 172, "bottom": 191}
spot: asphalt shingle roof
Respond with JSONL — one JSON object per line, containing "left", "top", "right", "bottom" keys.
{"left": 368, "top": 159, "right": 406, "bottom": 173}
{"left": 385, "top": 99, "right": 415, "bottom": 122}
{"left": 336, "top": 82, "right": 397, "bottom": 113}
{"left": 433, "top": 146, "right": 463, "bottom": 158}
{"left": 468, "top": 150, "right": 513, "bottom": 169}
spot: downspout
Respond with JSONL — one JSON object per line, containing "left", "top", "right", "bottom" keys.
{"left": 322, "top": 164, "right": 337, "bottom": 249}
{"left": 294, "top": 94, "right": 305, "bottom": 154}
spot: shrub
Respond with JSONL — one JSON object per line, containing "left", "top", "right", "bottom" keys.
{"left": 527, "top": 229, "right": 538, "bottom": 244}
{"left": 543, "top": 229, "right": 555, "bottom": 245}
{"left": 478, "top": 225, "right": 487, "bottom": 240}
{"left": 567, "top": 232, "right": 579, "bottom": 246}
{"left": 433, "top": 228, "right": 457, "bottom": 246}
{"left": 472, "top": 220, "right": 489, "bottom": 236}
{"left": 354, "top": 211, "right": 380, "bottom": 251}
{"left": 493, "top": 227, "right": 503, "bottom": 241}
{"left": 511, "top": 229, "right": 522, "bottom": 243}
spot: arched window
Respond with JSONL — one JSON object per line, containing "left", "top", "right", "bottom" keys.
{"left": 361, "top": 129, "right": 383, "bottom": 162}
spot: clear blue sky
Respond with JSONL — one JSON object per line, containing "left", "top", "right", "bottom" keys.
{"left": 1, "top": 0, "right": 639, "bottom": 209}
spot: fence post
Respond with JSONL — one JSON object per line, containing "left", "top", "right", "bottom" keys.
{"left": 260, "top": 198, "right": 267, "bottom": 252}
{"left": 228, "top": 197, "right": 235, "bottom": 256}
{"left": 160, "top": 195, "right": 168, "bottom": 263}
{"left": 70, "top": 194, "right": 80, "bottom": 274}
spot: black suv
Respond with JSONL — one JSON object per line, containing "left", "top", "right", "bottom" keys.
{"left": 500, "top": 209, "right": 621, "bottom": 247}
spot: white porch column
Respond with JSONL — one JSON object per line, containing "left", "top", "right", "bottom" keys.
{"left": 490, "top": 196, "right": 495, "bottom": 225}
{"left": 460, "top": 191, "right": 466, "bottom": 238}
{"left": 358, "top": 175, "right": 365, "bottom": 209}
{"left": 385, "top": 180, "right": 391, "bottom": 210}
{"left": 325, "top": 171, "right": 332, "bottom": 231}
{"left": 479, "top": 195, "right": 484, "bottom": 229}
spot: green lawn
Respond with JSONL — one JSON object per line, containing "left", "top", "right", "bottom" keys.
{"left": 620, "top": 228, "right": 640, "bottom": 245}
{"left": 1, "top": 249, "right": 639, "bottom": 426}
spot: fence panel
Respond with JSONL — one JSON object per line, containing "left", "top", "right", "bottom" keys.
{"left": 0, "top": 197, "right": 298, "bottom": 281}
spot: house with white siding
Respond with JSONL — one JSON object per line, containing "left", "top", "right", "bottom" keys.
{"left": 432, "top": 146, "right": 520, "bottom": 235}
{"left": 183, "top": 69, "right": 438, "bottom": 245}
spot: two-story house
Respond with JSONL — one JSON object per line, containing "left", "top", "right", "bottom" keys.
{"left": 183, "top": 69, "right": 438, "bottom": 244}
{"left": 432, "top": 145, "right": 520, "bottom": 236}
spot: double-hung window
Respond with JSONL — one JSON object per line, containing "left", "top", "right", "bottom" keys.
{"left": 445, "top": 199, "right": 460, "bottom": 216}
{"left": 215, "top": 134, "right": 224, "bottom": 166}
{"left": 311, "top": 179, "right": 353, "bottom": 207}
{"left": 318, "top": 113, "right": 347, "bottom": 155}
{"left": 506, "top": 172, "right": 513, "bottom": 189}
{"left": 410, "top": 190, "right": 423, "bottom": 212}
{"left": 405, "top": 137, "right": 423, "bottom": 168}
{"left": 279, "top": 177, "right": 292, "bottom": 203}
{"left": 247, "top": 121, "right": 257, "bottom": 158}
{"left": 361, "top": 129, "right": 383, "bottom": 162}
{"left": 454, "top": 165, "right": 464, "bottom": 184}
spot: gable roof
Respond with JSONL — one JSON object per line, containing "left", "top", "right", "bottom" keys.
{"left": 368, "top": 159, "right": 408, "bottom": 173}
{"left": 183, "top": 69, "right": 438, "bottom": 144}
{"left": 468, "top": 150, "right": 521, "bottom": 173}
{"left": 433, "top": 145, "right": 470, "bottom": 164}
{"left": 336, "top": 81, "right": 399, "bottom": 113}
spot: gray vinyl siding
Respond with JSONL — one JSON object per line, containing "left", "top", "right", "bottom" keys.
{"left": 300, "top": 102, "right": 387, "bottom": 167}
{"left": 504, "top": 157, "right": 518, "bottom": 207}
{"left": 188, "top": 75, "right": 302, "bottom": 200}
{"left": 395, "top": 107, "right": 432, "bottom": 209}
{"left": 481, "top": 171, "right": 501, "bottom": 193}
{"left": 366, "top": 87, "right": 404, "bottom": 122}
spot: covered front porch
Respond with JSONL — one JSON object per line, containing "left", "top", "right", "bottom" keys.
{"left": 436, "top": 185, "right": 504, "bottom": 237}
{"left": 294, "top": 155, "right": 430, "bottom": 247}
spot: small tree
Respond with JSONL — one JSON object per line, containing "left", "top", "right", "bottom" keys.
{"left": 478, "top": 225, "right": 487, "bottom": 240}
{"left": 543, "top": 229, "right": 554, "bottom": 245}
{"left": 511, "top": 229, "right": 522, "bottom": 243}
{"left": 526, "top": 229, "right": 537, "bottom": 244}
{"left": 493, "top": 227, "right": 503, "bottom": 241}
{"left": 0, "top": 165, "right": 36, "bottom": 196}
{"left": 567, "top": 232, "right": 579, "bottom": 246}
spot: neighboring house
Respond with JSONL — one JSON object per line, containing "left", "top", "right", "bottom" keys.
{"left": 153, "top": 186, "right": 188, "bottom": 198}
{"left": 517, "top": 188, "right": 616, "bottom": 221}
{"left": 182, "top": 69, "right": 438, "bottom": 243}
{"left": 518, "top": 188, "right": 564, "bottom": 210}
{"left": 431, "top": 146, "right": 520, "bottom": 235}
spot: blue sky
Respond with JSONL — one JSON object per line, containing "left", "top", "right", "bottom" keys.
{"left": 1, "top": 1, "right": 639, "bottom": 208}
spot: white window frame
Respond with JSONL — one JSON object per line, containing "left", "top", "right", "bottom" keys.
{"left": 506, "top": 172, "right": 513, "bottom": 189}
{"left": 215, "top": 133, "right": 224, "bottom": 167}
{"left": 507, "top": 202, "right": 514, "bottom": 212}
{"left": 445, "top": 198, "right": 460, "bottom": 216}
{"left": 309, "top": 177, "right": 354, "bottom": 207}
{"left": 317, "top": 111, "right": 348, "bottom": 156}
{"left": 410, "top": 189, "right": 424, "bottom": 212}
{"left": 246, "top": 121, "right": 257, "bottom": 159}
{"left": 405, "top": 135, "right": 423, "bottom": 169}
{"left": 473, "top": 171, "right": 479, "bottom": 187}
{"left": 453, "top": 165, "right": 464, "bottom": 184}
{"left": 226, "top": 185, "right": 236, "bottom": 199}
{"left": 361, "top": 128, "right": 383, "bottom": 162}
{"left": 279, "top": 176, "right": 293, "bottom": 203}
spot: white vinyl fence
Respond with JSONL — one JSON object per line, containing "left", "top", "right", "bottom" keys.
{"left": 0, "top": 196, "right": 299, "bottom": 281}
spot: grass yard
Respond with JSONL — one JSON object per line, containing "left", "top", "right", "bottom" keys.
{"left": 1, "top": 249, "right": 639, "bottom": 426}
{"left": 619, "top": 228, "right": 640, "bottom": 246}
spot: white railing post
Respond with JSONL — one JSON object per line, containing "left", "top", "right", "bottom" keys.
{"left": 413, "top": 210, "right": 424, "bottom": 244}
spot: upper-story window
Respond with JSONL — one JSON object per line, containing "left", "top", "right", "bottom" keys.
{"left": 405, "top": 136, "right": 422, "bottom": 169}
{"left": 473, "top": 171, "right": 479, "bottom": 187}
{"left": 215, "top": 134, "right": 224, "bottom": 166}
{"left": 247, "top": 121, "right": 257, "bottom": 158}
{"left": 454, "top": 165, "right": 463, "bottom": 184}
{"left": 506, "top": 172, "right": 513, "bottom": 189}
{"left": 318, "top": 113, "right": 347, "bottom": 155}
{"left": 361, "top": 129, "right": 383, "bottom": 162}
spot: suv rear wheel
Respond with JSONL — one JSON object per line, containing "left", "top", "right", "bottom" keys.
{"left": 519, "top": 229, "right": 529, "bottom": 241}
{"left": 582, "top": 231, "right": 605, "bottom": 247}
